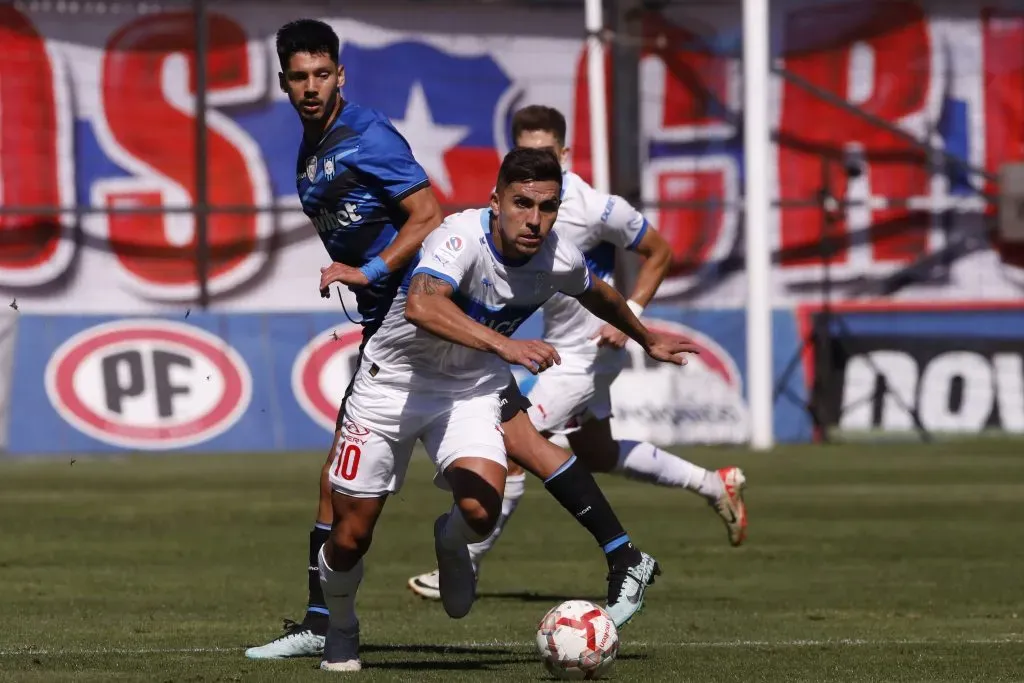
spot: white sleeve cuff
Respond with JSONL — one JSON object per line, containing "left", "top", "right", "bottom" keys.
{"left": 626, "top": 299, "right": 645, "bottom": 318}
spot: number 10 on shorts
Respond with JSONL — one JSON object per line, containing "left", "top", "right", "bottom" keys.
{"left": 333, "top": 441, "right": 361, "bottom": 481}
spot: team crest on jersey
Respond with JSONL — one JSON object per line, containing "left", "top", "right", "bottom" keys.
{"left": 324, "top": 158, "right": 335, "bottom": 181}
{"left": 306, "top": 156, "right": 318, "bottom": 183}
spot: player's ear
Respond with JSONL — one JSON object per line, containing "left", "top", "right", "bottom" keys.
{"left": 277, "top": 71, "right": 286, "bottom": 94}
{"left": 337, "top": 64, "right": 346, "bottom": 88}
{"left": 489, "top": 189, "right": 501, "bottom": 215}
{"left": 560, "top": 146, "right": 571, "bottom": 168}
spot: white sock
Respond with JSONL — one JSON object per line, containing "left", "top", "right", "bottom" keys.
{"left": 467, "top": 473, "right": 526, "bottom": 572}
{"left": 317, "top": 545, "right": 362, "bottom": 633}
{"left": 614, "top": 440, "right": 723, "bottom": 500}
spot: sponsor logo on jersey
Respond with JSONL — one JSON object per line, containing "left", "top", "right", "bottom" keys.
{"left": 433, "top": 233, "right": 465, "bottom": 266}
{"left": 292, "top": 324, "right": 365, "bottom": 432}
{"left": 45, "top": 319, "right": 251, "bottom": 449}
{"left": 343, "top": 420, "right": 371, "bottom": 437}
{"left": 311, "top": 204, "right": 364, "bottom": 233}
{"left": 482, "top": 316, "right": 525, "bottom": 336}
{"left": 306, "top": 155, "right": 318, "bottom": 183}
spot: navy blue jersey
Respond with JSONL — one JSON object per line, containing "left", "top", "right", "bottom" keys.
{"left": 296, "top": 101, "right": 430, "bottom": 327}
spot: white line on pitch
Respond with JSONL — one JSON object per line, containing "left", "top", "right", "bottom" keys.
{"left": 1, "top": 637, "right": 1021, "bottom": 657}
{"left": 0, "top": 647, "right": 238, "bottom": 656}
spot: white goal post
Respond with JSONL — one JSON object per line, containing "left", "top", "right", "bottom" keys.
{"left": 583, "top": 0, "right": 775, "bottom": 449}
{"left": 743, "top": 0, "right": 774, "bottom": 450}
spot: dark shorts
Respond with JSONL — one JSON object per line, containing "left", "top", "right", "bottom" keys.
{"left": 499, "top": 374, "right": 532, "bottom": 423}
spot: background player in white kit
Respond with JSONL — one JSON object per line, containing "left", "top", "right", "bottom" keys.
{"left": 408, "top": 105, "right": 747, "bottom": 600}
{"left": 317, "top": 147, "right": 698, "bottom": 671}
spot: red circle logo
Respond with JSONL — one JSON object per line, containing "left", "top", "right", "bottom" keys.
{"left": 44, "top": 319, "right": 252, "bottom": 449}
{"left": 292, "top": 324, "right": 365, "bottom": 432}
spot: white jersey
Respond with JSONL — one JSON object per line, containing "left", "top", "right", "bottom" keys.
{"left": 542, "top": 171, "right": 649, "bottom": 372}
{"left": 363, "top": 207, "right": 593, "bottom": 393}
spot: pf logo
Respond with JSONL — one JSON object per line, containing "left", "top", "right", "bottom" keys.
{"left": 44, "top": 320, "right": 252, "bottom": 449}
{"left": 292, "top": 324, "right": 366, "bottom": 432}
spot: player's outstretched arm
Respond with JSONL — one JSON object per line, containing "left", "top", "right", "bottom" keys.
{"left": 405, "top": 273, "right": 560, "bottom": 374}
{"left": 575, "top": 277, "right": 700, "bottom": 366}
{"left": 376, "top": 187, "right": 444, "bottom": 274}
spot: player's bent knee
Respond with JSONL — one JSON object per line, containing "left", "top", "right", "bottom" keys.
{"left": 326, "top": 531, "right": 367, "bottom": 571}
{"left": 445, "top": 458, "right": 505, "bottom": 538}
{"left": 326, "top": 492, "right": 386, "bottom": 569}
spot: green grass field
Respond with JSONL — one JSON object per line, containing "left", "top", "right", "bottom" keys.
{"left": 1, "top": 442, "right": 1023, "bottom": 682}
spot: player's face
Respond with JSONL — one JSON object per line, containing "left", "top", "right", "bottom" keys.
{"left": 280, "top": 52, "right": 344, "bottom": 121}
{"left": 515, "top": 130, "right": 569, "bottom": 168}
{"left": 491, "top": 180, "right": 561, "bottom": 257}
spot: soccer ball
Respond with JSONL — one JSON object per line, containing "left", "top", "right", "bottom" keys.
{"left": 535, "top": 600, "right": 619, "bottom": 680}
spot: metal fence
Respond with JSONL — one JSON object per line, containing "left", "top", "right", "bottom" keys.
{"left": 0, "top": 0, "right": 1004, "bottom": 310}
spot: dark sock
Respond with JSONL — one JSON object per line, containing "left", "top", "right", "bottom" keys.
{"left": 305, "top": 523, "right": 331, "bottom": 629}
{"left": 603, "top": 536, "right": 643, "bottom": 571}
{"left": 543, "top": 456, "right": 641, "bottom": 568}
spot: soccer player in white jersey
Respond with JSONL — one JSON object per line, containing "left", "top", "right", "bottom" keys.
{"left": 408, "top": 105, "right": 747, "bottom": 601}
{"left": 315, "top": 147, "right": 698, "bottom": 671}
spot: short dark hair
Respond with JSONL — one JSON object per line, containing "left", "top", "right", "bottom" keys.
{"left": 276, "top": 19, "right": 339, "bottom": 71}
{"left": 496, "top": 147, "right": 563, "bottom": 192}
{"left": 511, "top": 105, "right": 567, "bottom": 147}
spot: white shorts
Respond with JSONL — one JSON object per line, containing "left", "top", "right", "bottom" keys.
{"left": 329, "top": 368, "right": 507, "bottom": 498}
{"left": 526, "top": 365, "right": 619, "bottom": 435}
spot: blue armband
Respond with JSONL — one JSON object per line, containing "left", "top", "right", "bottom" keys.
{"left": 359, "top": 256, "right": 391, "bottom": 284}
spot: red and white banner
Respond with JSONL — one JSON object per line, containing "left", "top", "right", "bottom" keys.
{"left": 1, "top": 1, "right": 1022, "bottom": 312}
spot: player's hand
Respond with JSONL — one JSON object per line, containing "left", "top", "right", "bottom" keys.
{"left": 591, "top": 323, "right": 629, "bottom": 349}
{"left": 642, "top": 332, "right": 701, "bottom": 366}
{"left": 319, "top": 262, "right": 369, "bottom": 296}
{"left": 497, "top": 339, "right": 561, "bottom": 375}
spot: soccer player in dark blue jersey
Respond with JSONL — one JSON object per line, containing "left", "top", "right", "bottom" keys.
{"left": 246, "top": 19, "right": 444, "bottom": 660}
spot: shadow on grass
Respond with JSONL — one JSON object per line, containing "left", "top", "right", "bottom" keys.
{"left": 357, "top": 642, "right": 646, "bottom": 672}
{"left": 362, "top": 643, "right": 523, "bottom": 657}
{"left": 477, "top": 591, "right": 605, "bottom": 604}
{"left": 358, "top": 642, "right": 533, "bottom": 671}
